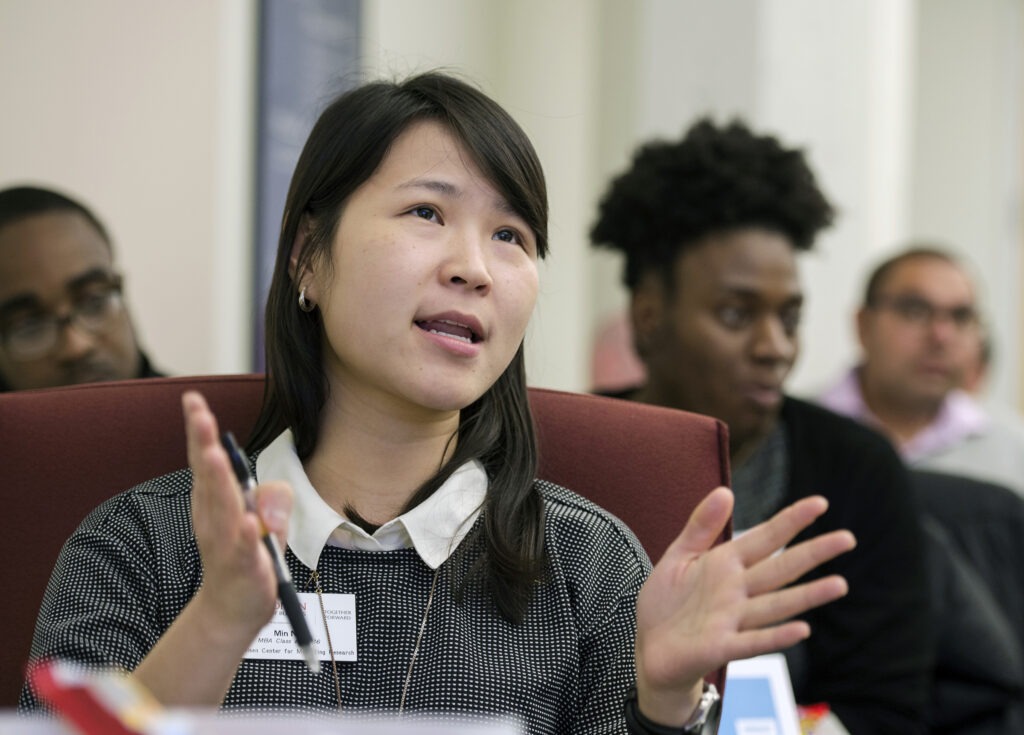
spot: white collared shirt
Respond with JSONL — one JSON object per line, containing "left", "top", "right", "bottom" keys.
{"left": 255, "top": 430, "right": 487, "bottom": 570}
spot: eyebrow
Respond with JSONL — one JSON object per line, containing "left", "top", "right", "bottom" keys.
{"left": 0, "top": 267, "right": 114, "bottom": 316}
{"left": 878, "top": 291, "right": 974, "bottom": 307}
{"left": 397, "top": 177, "right": 519, "bottom": 217}
{"left": 718, "top": 285, "right": 804, "bottom": 305}
{"left": 67, "top": 267, "right": 116, "bottom": 291}
{"left": 0, "top": 294, "right": 40, "bottom": 318}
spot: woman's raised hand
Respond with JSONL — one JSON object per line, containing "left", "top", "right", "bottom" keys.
{"left": 183, "top": 390, "right": 293, "bottom": 639}
{"left": 134, "top": 392, "right": 296, "bottom": 705}
{"left": 634, "top": 486, "right": 856, "bottom": 727}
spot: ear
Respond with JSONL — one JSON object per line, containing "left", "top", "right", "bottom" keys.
{"left": 288, "top": 218, "right": 308, "bottom": 280}
{"left": 288, "top": 217, "right": 315, "bottom": 295}
{"left": 629, "top": 274, "right": 667, "bottom": 359}
{"left": 855, "top": 306, "right": 870, "bottom": 351}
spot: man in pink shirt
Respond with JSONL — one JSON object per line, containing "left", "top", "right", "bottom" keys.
{"left": 820, "top": 246, "right": 1024, "bottom": 497}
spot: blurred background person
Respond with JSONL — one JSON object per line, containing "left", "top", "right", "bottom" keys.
{"left": 819, "top": 247, "right": 1024, "bottom": 498}
{"left": 962, "top": 319, "right": 992, "bottom": 397}
{"left": 589, "top": 310, "right": 646, "bottom": 394}
{"left": 590, "top": 118, "right": 932, "bottom": 735}
{"left": 0, "top": 185, "right": 163, "bottom": 391}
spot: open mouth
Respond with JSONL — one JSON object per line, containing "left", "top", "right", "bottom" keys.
{"left": 415, "top": 319, "right": 481, "bottom": 344}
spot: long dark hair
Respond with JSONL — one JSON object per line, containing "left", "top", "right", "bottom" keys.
{"left": 248, "top": 72, "right": 549, "bottom": 623}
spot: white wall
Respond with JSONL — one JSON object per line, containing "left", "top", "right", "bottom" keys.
{"left": 1, "top": 0, "right": 1020, "bottom": 407}
{"left": 0, "top": 0, "right": 256, "bottom": 377}
{"left": 908, "top": 0, "right": 1023, "bottom": 406}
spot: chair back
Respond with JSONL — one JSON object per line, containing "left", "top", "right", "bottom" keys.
{"left": 1, "top": 374, "right": 730, "bottom": 705}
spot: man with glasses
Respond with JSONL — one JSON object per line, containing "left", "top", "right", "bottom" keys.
{"left": 820, "top": 246, "right": 1024, "bottom": 497}
{"left": 0, "top": 185, "right": 163, "bottom": 391}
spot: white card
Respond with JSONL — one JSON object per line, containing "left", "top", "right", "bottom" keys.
{"left": 719, "top": 653, "right": 801, "bottom": 735}
{"left": 244, "top": 592, "right": 357, "bottom": 662}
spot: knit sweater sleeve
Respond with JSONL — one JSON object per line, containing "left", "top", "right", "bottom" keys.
{"left": 541, "top": 482, "right": 652, "bottom": 734}
{"left": 19, "top": 470, "right": 200, "bottom": 710}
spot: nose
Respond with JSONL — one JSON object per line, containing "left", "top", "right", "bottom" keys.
{"left": 442, "top": 231, "right": 493, "bottom": 294}
{"left": 54, "top": 318, "right": 99, "bottom": 360}
{"left": 925, "top": 313, "right": 959, "bottom": 344}
{"left": 750, "top": 316, "right": 797, "bottom": 363}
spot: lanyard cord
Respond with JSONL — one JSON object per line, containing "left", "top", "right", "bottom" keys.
{"left": 308, "top": 564, "right": 442, "bottom": 716}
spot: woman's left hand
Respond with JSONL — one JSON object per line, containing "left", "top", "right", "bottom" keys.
{"left": 634, "top": 486, "right": 856, "bottom": 727}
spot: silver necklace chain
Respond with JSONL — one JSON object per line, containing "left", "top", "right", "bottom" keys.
{"left": 309, "top": 565, "right": 443, "bottom": 716}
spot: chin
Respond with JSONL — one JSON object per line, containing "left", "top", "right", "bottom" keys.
{"left": 739, "top": 414, "right": 781, "bottom": 443}
{"left": 909, "top": 390, "right": 951, "bottom": 409}
{"left": 69, "top": 370, "right": 119, "bottom": 385}
{"left": 421, "top": 398, "right": 474, "bottom": 413}
{"left": 413, "top": 385, "right": 488, "bottom": 413}
{"left": 410, "top": 366, "right": 501, "bottom": 412}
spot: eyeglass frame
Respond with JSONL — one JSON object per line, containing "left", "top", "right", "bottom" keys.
{"left": 866, "top": 293, "right": 981, "bottom": 332}
{"left": 0, "top": 274, "right": 127, "bottom": 361}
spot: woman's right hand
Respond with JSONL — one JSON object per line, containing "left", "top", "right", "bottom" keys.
{"left": 184, "top": 390, "right": 293, "bottom": 640}
{"left": 133, "top": 391, "right": 293, "bottom": 706}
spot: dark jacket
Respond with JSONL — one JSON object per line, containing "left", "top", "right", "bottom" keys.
{"left": 912, "top": 470, "right": 1024, "bottom": 734}
{"left": 136, "top": 351, "right": 164, "bottom": 380}
{"left": 778, "top": 397, "right": 933, "bottom": 735}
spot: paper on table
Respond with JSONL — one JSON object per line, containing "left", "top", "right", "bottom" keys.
{"left": 719, "top": 653, "right": 801, "bottom": 735}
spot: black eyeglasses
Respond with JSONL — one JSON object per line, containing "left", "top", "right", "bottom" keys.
{"left": 0, "top": 276, "right": 126, "bottom": 361}
{"left": 869, "top": 294, "right": 979, "bottom": 332}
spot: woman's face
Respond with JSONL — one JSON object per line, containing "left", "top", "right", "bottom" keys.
{"left": 304, "top": 119, "right": 540, "bottom": 420}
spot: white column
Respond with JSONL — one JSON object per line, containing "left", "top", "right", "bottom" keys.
{"left": 909, "top": 0, "right": 1023, "bottom": 408}
{"left": 756, "top": 0, "right": 916, "bottom": 395}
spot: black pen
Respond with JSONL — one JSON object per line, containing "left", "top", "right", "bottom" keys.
{"left": 219, "top": 431, "right": 320, "bottom": 674}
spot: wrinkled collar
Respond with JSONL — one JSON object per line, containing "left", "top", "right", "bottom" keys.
{"left": 255, "top": 430, "right": 487, "bottom": 570}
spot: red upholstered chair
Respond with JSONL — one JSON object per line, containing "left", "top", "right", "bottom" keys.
{"left": 1, "top": 374, "right": 730, "bottom": 706}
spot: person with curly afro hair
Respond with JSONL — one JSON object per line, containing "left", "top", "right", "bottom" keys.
{"left": 590, "top": 119, "right": 934, "bottom": 735}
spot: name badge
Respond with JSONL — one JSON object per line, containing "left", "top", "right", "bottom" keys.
{"left": 244, "top": 592, "right": 357, "bottom": 662}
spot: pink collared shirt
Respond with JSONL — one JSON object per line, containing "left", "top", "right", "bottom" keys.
{"left": 819, "top": 367, "right": 989, "bottom": 463}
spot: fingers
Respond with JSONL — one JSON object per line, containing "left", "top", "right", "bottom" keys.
{"left": 183, "top": 390, "right": 295, "bottom": 551}
{"left": 732, "top": 495, "right": 830, "bottom": 567}
{"left": 741, "top": 574, "right": 849, "bottom": 631}
{"left": 253, "top": 481, "right": 293, "bottom": 549}
{"left": 636, "top": 491, "right": 856, "bottom": 705}
{"left": 183, "top": 391, "right": 244, "bottom": 530}
{"left": 183, "top": 391, "right": 218, "bottom": 471}
{"left": 721, "top": 620, "right": 813, "bottom": 664}
{"left": 724, "top": 518, "right": 854, "bottom": 658}
{"left": 720, "top": 574, "right": 849, "bottom": 663}
{"left": 661, "top": 486, "right": 734, "bottom": 563}
{"left": 746, "top": 529, "right": 856, "bottom": 596}
{"left": 181, "top": 392, "right": 286, "bottom": 633}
